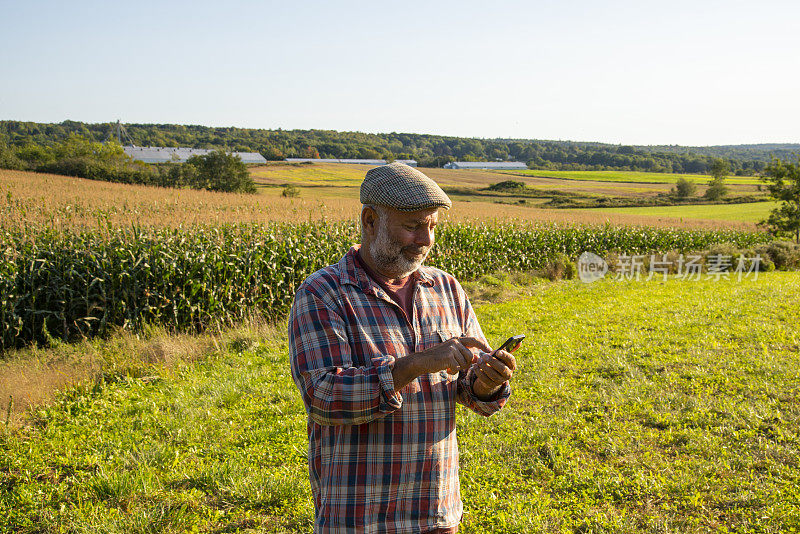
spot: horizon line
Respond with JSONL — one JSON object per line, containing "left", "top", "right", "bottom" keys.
{"left": 2, "top": 117, "right": 799, "bottom": 150}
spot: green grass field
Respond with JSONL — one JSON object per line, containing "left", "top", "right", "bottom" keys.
{"left": 579, "top": 201, "right": 781, "bottom": 223}
{"left": 250, "top": 163, "right": 366, "bottom": 186}
{"left": 499, "top": 170, "right": 764, "bottom": 186}
{"left": 248, "top": 165, "right": 768, "bottom": 228}
{"left": 3, "top": 272, "right": 798, "bottom": 533}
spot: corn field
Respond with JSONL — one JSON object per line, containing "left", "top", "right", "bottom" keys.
{"left": 0, "top": 222, "right": 769, "bottom": 349}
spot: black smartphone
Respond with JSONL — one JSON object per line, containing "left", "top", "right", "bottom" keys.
{"left": 496, "top": 334, "right": 525, "bottom": 354}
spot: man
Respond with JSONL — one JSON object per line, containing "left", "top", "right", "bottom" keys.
{"left": 288, "top": 162, "right": 516, "bottom": 533}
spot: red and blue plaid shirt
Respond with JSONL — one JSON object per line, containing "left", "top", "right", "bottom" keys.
{"left": 289, "top": 245, "right": 511, "bottom": 533}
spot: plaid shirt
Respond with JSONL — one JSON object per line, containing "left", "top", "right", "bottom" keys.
{"left": 289, "top": 245, "right": 511, "bottom": 534}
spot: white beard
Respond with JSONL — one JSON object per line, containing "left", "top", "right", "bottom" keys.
{"left": 368, "top": 221, "right": 430, "bottom": 279}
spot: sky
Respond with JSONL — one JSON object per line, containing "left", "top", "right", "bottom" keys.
{"left": 1, "top": 0, "right": 798, "bottom": 146}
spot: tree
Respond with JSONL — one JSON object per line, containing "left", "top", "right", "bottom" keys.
{"left": 261, "top": 145, "right": 285, "bottom": 161}
{"left": 761, "top": 157, "right": 800, "bottom": 243}
{"left": 709, "top": 158, "right": 730, "bottom": 180}
{"left": 15, "top": 144, "right": 55, "bottom": 167}
{"left": 159, "top": 162, "right": 197, "bottom": 188}
{"left": 704, "top": 178, "right": 728, "bottom": 200}
{"left": 0, "top": 145, "right": 23, "bottom": 170}
{"left": 672, "top": 177, "right": 697, "bottom": 199}
{"left": 185, "top": 150, "right": 256, "bottom": 194}
{"left": 704, "top": 158, "right": 729, "bottom": 200}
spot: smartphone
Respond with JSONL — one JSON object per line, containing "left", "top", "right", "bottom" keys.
{"left": 495, "top": 334, "right": 525, "bottom": 354}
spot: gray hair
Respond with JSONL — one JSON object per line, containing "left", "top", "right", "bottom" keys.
{"left": 360, "top": 204, "right": 388, "bottom": 242}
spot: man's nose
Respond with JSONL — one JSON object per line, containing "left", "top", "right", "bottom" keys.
{"left": 415, "top": 228, "right": 434, "bottom": 247}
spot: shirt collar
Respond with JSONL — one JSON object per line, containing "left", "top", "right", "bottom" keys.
{"left": 339, "top": 244, "right": 435, "bottom": 291}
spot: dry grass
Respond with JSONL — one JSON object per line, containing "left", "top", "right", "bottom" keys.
{"left": 0, "top": 329, "right": 207, "bottom": 427}
{"left": 0, "top": 351, "right": 101, "bottom": 427}
{"left": 0, "top": 168, "right": 358, "bottom": 229}
{"left": 0, "top": 168, "right": 758, "bottom": 231}
{"left": 0, "top": 319, "right": 284, "bottom": 428}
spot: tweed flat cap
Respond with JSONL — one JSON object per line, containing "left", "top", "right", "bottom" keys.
{"left": 360, "top": 162, "right": 452, "bottom": 211}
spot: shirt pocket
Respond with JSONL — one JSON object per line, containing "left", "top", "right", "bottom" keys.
{"left": 420, "top": 327, "right": 462, "bottom": 351}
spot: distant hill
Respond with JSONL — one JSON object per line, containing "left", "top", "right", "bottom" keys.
{"left": 1, "top": 120, "right": 797, "bottom": 175}
{"left": 632, "top": 143, "right": 800, "bottom": 163}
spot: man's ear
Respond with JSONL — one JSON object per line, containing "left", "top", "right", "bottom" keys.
{"left": 362, "top": 206, "right": 378, "bottom": 238}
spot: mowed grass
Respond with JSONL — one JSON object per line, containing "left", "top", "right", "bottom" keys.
{"left": 580, "top": 201, "right": 781, "bottom": 223}
{"left": 252, "top": 164, "right": 676, "bottom": 197}
{"left": 2, "top": 272, "right": 798, "bottom": 533}
{"left": 251, "top": 163, "right": 523, "bottom": 189}
{"left": 253, "top": 165, "right": 697, "bottom": 198}
{"left": 499, "top": 169, "right": 764, "bottom": 186}
{"left": 250, "top": 163, "right": 367, "bottom": 186}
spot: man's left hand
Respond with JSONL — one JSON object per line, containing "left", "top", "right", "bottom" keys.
{"left": 472, "top": 349, "right": 516, "bottom": 400}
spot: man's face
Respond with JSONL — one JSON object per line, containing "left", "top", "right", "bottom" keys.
{"left": 368, "top": 207, "right": 439, "bottom": 278}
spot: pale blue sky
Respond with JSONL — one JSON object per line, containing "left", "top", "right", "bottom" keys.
{"left": 1, "top": 0, "right": 798, "bottom": 145}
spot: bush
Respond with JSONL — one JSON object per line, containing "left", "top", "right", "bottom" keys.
{"left": 40, "top": 156, "right": 108, "bottom": 181}
{"left": 543, "top": 253, "right": 576, "bottom": 281}
{"left": 38, "top": 156, "right": 157, "bottom": 185}
{"left": 486, "top": 180, "right": 526, "bottom": 192}
{"left": 281, "top": 184, "right": 300, "bottom": 198}
{"left": 677, "top": 241, "right": 798, "bottom": 273}
{"left": 704, "top": 242, "right": 742, "bottom": 266}
{"left": 185, "top": 150, "right": 256, "bottom": 194}
{"left": 704, "top": 178, "right": 728, "bottom": 201}
{"left": 155, "top": 163, "right": 198, "bottom": 188}
{"left": 604, "top": 243, "right": 785, "bottom": 277}
{"left": 673, "top": 177, "right": 697, "bottom": 198}
{"left": 761, "top": 157, "right": 800, "bottom": 243}
{"left": 4, "top": 137, "right": 160, "bottom": 186}
{"left": 14, "top": 144, "right": 54, "bottom": 168}
{"left": 755, "top": 240, "right": 800, "bottom": 270}
{"left": 693, "top": 242, "right": 744, "bottom": 272}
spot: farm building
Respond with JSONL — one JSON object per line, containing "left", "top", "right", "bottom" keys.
{"left": 123, "top": 146, "right": 267, "bottom": 164}
{"left": 285, "top": 158, "right": 418, "bottom": 167}
{"left": 443, "top": 161, "right": 528, "bottom": 170}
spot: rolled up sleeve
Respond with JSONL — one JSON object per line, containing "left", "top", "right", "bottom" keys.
{"left": 289, "top": 286, "right": 403, "bottom": 426}
{"left": 457, "top": 366, "right": 511, "bottom": 416}
{"left": 455, "top": 283, "right": 511, "bottom": 416}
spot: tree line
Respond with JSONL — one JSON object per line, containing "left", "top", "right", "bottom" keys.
{"left": 0, "top": 134, "right": 256, "bottom": 193}
{"left": 3, "top": 120, "right": 797, "bottom": 175}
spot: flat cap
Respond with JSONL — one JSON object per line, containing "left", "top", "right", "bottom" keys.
{"left": 360, "top": 162, "right": 452, "bottom": 211}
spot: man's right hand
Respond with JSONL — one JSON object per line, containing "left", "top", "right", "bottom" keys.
{"left": 392, "top": 336, "right": 492, "bottom": 391}
{"left": 423, "top": 336, "right": 492, "bottom": 375}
